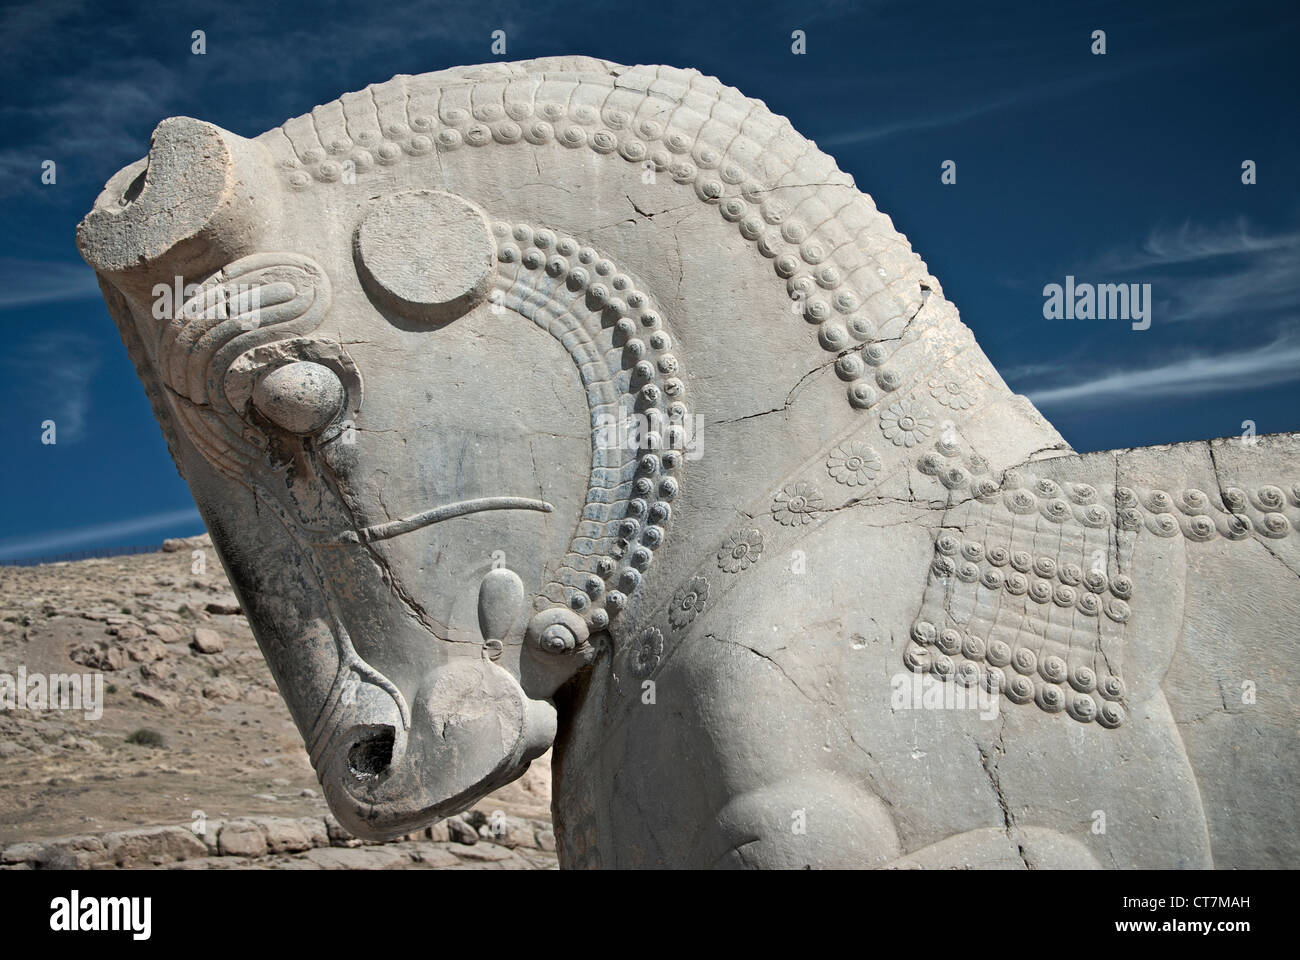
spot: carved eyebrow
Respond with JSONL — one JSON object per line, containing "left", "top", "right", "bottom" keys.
{"left": 340, "top": 496, "right": 552, "bottom": 544}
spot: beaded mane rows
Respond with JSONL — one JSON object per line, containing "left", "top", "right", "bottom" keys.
{"left": 261, "top": 62, "right": 931, "bottom": 413}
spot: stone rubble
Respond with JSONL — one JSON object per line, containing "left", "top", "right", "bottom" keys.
{"left": 0, "top": 812, "right": 557, "bottom": 870}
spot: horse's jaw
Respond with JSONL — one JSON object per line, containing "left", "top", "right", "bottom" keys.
{"left": 295, "top": 552, "right": 560, "bottom": 840}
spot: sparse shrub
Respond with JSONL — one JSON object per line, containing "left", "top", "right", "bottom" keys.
{"left": 126, "top": 728, "right": 166, "bottom": 748}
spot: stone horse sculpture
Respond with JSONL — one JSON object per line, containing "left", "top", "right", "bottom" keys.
{"left": 78, "top": 57, "right": 1297, "bottom": 869}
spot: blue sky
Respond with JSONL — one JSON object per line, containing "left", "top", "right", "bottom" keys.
{"left": 0, "top": 0, "right": 1296, "bottom": 561}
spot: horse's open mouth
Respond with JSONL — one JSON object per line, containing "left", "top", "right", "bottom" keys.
{"left": 340, "top": 496, "right": 552, "bottom": 544}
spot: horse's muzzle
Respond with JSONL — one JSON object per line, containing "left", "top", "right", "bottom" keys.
{"left": 316, "top": 658, "right": 555, "bottom": 840}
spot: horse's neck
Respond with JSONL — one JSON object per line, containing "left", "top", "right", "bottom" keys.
{"left": 549, "top": 285, "right": 1075, "bottom": 828}
{"left": 636, "top": 278, "right": 1073, "bottom": 625}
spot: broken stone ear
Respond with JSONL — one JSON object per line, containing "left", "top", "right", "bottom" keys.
{"left": 75, "top": 117, "right": 279, "bottom": 301}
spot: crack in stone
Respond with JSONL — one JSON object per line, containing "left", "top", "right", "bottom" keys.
{"left": 709, "top": 633, "right": 817, "bottom": 704}
{"left": 311, "top": 451, "right": 456, "bottom": 644}
{"left": 711, "top": 355, "right": 838, "bottom": 426}
{"left": 1206, "top": 441, "right": 1233, "bottom": 515}
{"left": 974, "top": 713, "right": 1030, "bottom": 869}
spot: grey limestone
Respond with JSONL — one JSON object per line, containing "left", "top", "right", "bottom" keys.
{"left": 77, "top": 57, "right": 1298, "bottom": 869}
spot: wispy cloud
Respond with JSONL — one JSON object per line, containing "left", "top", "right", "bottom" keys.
{"left": 1005, "top": 215, "right": 1300, "bottom": 415}
{"left": 0, "top": 259, "right": 101, "bottom": 308}
{"left": 1017, "top": 332, "right": 1300, "bottom": 408}
{"left": 0, "top": 56, "right": 179, "bottom": 198}
{"left": 1087, "top": 217, "right": 1300, "bottom": 273}
{"left": 814, "top": 37, "right": 1160, "bottom": 148}
{"left": 0, "top": 507, "right": 202, "bottom": 561}
{"left": 1079, "top": 218, "right": 1300, "bottom": 324}
{"left": 1165, "top": 248, "right": 1300, "bottom": 324}
{"left": 0, "top": 330, "right": 103, "bottom": 442}
{"left": 0, "top": 0, "right": 521, "bottom": 197}
{"left": 815, "top": 16, "right": 1285, "bottom": 148}
{"left": 817, "top": 75, "right": 1107, "bottom": 147}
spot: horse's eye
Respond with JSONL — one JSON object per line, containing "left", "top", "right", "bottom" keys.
{"left": 252, "top": 361, "right": 345, "bottom": 435}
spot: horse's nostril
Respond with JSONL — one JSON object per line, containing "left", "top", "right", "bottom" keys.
{"left": 348, "top": 727, "right": 395, "bottom": 781}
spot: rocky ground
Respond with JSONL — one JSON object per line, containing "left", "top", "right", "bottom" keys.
{"left": 0, "top": 535, "right": 555, "bottom": 869}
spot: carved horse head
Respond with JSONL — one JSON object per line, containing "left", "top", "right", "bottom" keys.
{"left": 86, "top": 58, "right": 1256, "bottom": 864}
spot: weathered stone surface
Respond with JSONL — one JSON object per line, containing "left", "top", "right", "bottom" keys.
{"left": 201, "top": 677, "right": 239, "bottom": 700}
{"left": 38, "top": 835, "right": 112, "bottom": 870}
{"left": 0, "top": 819, "right": 549, "bottom": 870}
{"left": 295, "top": 817, "right": 329, "bottom": 849}
{"left": 301, "top": 846, "right": 409, "bottom": 870}
{"left": 77, "top": 56, "right": 1299, "bottom": 870}
{"left": 127, "top": 637, "right": 167, "bottom": 662}
{"left": 199, "top": 820, "right": 224, "bottom": 855}
{"left": 112, "top": 622, "right": 147, "bottom": 642}
{"left": 448, "top": 842, "right": 513, "bottom": 863}
{"left": 0, "top": 842, "right": 44, "bottom": 865}
{"left": 131, "top": 687, "right": 178, "bottom": 710}
{"left": 147, "top": 623, "right": 184, "bottom": 644}
{"left": 162, "top": 534, "right": 212, "bottom": 553}
{"left": 445, "top": 816, "right": 478, "bottom": 846}
{"left": 322, "top": 813, "right": 361, "bottom": 848}
{"left": 258, "top": 816, "right": 314, "bottom": 853}
{"left": 408, "top": 844, "right": 463, "bottom": 868}
{"left": 191, "top": 627, "right": 226, "bottom": 653}
{"left": 103, "top": 826, "right": 207, "bottom": 867}
{"left": 217, "top": 820, "right": 268, "bottom": 858}
{"left": 475, "top": 814, "right": 535, "bottom": 849}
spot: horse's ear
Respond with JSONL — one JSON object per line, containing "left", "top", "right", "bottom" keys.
{"left": 77, "top": 117, "right": 280, "bottom": 300}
